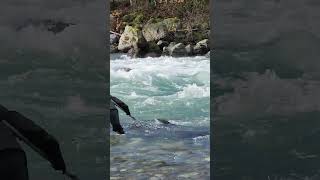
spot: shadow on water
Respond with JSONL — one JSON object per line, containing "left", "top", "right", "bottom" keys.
{"left": 0, "top": 50, "right": 106, "bottom": 180}
{"left": 212, "top": 30, "right": 320, "bottom": 179}
{"left": 214, "top": 112, "right": 320, "bottom": 180}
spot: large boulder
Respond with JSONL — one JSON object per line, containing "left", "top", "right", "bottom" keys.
{"left": 142, "top": 21, "right": 169, "bottom": 42}
{"left": 118, "top": 25, "right": 147, "bottom": 52}
{"left": 194, "top": 39, "right": 209, "bottom": 55}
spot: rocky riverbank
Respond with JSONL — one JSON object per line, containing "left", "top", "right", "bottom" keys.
{"left": 110, "top": 2, "right": 210, "bottom": 58}
{"left": 110, "top": 22, "right": 210, "bottom": 58}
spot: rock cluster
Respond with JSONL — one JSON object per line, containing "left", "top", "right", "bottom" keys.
{"left": 110, "top": 18, "right": 210, "bottom": 58}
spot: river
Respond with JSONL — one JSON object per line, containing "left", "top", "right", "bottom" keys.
{"left": 110, "top": 54, "right": 210, "bottom": 179}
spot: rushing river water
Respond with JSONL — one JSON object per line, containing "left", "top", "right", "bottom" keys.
{"left": 110, "top": 54, "right": 210, "bottom": 179}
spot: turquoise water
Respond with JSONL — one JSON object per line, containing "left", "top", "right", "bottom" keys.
{"left": 110, "top": 54, "right": 210, "bottom": 179}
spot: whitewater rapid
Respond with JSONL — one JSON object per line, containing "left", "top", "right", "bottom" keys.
{"left": 110, "top": 54, "right": 210, "bottom": 179}
{"left": 110, "top": 54, "right": 210, "bottom": 126}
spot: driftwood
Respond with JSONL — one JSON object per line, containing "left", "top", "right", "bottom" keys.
{"left": 110, "top": 31, "right": 122, "bottom": 36}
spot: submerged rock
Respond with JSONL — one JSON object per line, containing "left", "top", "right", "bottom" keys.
{"left": 119, "top": 67, "right": 132, "bottom": 72}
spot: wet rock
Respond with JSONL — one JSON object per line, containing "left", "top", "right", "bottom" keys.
{"left": 205, "top": 51, "right": 210, "bottom": 58}
{"left": 144, "top": 52, "right": 161, "bottom": 58}
{"left": 162, "top": 42, "right": 187, "bottom": 57}
{"left": 127, "top": 44, "right": 149, "bottom": 58}
{"left": 110, "top": 44, "right": 119, "bottom": 53}
{"left": 162, "top": 46, "right": 170, "bottom": 56}
{"left": 118, "top": 25, "right": 147, "bottom": 52}
{"left": 170, "top": 43, "right": 187, "bottom": 57}
{"left": 157, "top": 40, "right": 169, "bottom": 49}
{"left": 185, "top": 44, "right": 194, "bottom": 56}
{"left": 110, "top": 34, "right": 119, "bottom": 44}
{"left": 194, "top": 39, "right": 209, "bottom": 55}
{"left": 118, "top": 67, "right": 132, "bottom": 72}
{"left": 146, "top": 41, "right": 162, "bottom": 56}
{"left": 127, "top": 48, "right": 135, "bottom": 57}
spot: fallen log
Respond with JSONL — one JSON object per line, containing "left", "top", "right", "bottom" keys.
{"left": 110, "top": 31, "right": 122, "bottom": 36}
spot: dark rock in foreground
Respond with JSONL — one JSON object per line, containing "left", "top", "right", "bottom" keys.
{"left": 194, "top": 39, "right": 209, "bottom": 55}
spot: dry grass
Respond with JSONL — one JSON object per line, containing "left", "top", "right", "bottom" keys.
{"left": 110, "top": 0, "right": 210, "bottom": 33}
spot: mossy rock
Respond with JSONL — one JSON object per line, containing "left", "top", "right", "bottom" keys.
{"left": 118, "top": 25, "right": 147, "bottom": 51}
{"left": 163, "top": 17, "right": 181, "bottom": 31}
{"left": 142, "top": 21, "right": 169, "bottom": 42}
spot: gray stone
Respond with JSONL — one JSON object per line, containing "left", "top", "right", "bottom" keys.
{"left": 142, "top": 22, "right": 169, "bottom": 42}
{"left": 118, "top": 25, "right": 147, "bottom": 52}
{"left": 110, "top": 34, "right": 119, "bottom": 44}
{"left": 205, "top": 51, "right": 210, "bottom": 58}
{"left": 170, "top": 43, "right": 187, "bottom": 57}
{"left": 157, "top": 40, "right": 169, "bottom": 49}
{"left": 185, "top": 44, "right": 194, "bottom": 56}
{"left": 194, "top": 39, "right": 209, "bottom": 55}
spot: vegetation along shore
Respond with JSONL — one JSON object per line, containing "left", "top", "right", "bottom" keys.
{"left": 110, "top": 0, "right": 210, "bottom": 58}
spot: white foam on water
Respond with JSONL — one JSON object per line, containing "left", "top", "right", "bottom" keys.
{"left": 177, "top": 84, "right": 210, "bottom": 99}
{"left": 110, "top": 54, "right": 210, "bottom": 126}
